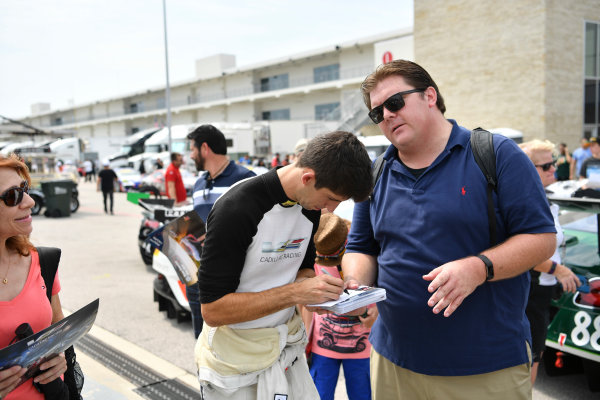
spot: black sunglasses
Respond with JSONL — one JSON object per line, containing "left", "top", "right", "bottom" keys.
{"left": 535, "top": 160, "right": 556, "bottom": 172}
{"left": 0, "top": 180, "right": 29, "bottom": 207}
{"left": 368, "top": 88, "right": 426, "bottom": 124}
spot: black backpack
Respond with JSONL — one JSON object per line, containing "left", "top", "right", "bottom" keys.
{"left": 37, "top": 247, "right": 84, "bottom": 400}
{"left": 371, "top": 128, "right": 498, "bottom": 246}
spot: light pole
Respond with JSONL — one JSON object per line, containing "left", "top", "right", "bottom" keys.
{"left": 162, "top": 0, "right": 172, "bottom": 153}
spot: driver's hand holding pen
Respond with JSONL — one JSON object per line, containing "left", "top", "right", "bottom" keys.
{"left": 301, "top": 269, "right": 345, "bottom": 314}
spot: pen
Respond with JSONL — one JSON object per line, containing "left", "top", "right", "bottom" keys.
{"left": 320, "top": 267, "right": 349, "bottom": 294}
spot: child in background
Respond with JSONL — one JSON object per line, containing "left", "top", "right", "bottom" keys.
{"left": 305, "top": 213, "right": 376, "bottom": 400}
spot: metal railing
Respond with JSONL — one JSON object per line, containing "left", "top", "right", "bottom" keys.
{"left": 43, "top": 64, "right": 374, "bottom": 127}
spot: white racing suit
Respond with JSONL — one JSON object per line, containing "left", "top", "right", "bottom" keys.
{"left": 195, "top": 310, "right": 319, "bottom": 400}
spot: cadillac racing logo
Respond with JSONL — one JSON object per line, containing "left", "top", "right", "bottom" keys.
{"left": 262, "top": 238, "right": 305, "bottom": 253}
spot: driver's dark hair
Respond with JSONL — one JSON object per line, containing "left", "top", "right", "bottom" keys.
{"left": 296, "top": 131, "right": 372, "bottom": 202}
{"left": 187, "top": 125, "right": 227, "bottom": 155}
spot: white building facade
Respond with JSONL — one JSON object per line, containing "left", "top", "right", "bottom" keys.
{"left": 17, "top": 29, "right": 413, "bottom": 159}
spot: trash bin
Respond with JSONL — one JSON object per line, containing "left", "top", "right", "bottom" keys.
{"left": 41, "top": 180, "right": 75, "bottom": 218}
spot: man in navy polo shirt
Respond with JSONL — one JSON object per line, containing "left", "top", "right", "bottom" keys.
{"left": 342, "top": 60, "right": 556, "bottom": 399}
{"left": 186, "top": 124, "right": 256, "bottom": 337}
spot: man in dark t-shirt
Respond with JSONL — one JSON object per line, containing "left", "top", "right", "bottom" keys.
{"left": 186, "top": 124, "right": 256, "bottom": 337}
{"left": 97, "top": 161, "right": 118, "bottom": 214}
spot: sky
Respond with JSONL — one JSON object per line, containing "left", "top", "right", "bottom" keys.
{"left": 0, "top": 0, "right": 413, "bottom": 119}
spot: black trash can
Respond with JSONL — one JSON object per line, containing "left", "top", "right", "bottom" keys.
{"left": 41, "top": 180, "right": 75, "bottom": 218}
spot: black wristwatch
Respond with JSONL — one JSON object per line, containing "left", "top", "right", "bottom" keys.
{"left": 476, "top": 254, "right": 494, "bottom": 281}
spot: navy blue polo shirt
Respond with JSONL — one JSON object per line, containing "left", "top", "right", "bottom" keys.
{"left": 192, "top": 161, "right": 255, "bottom": 222}
{"left": 347, "top": 120, "right": 556, "bottom": 375}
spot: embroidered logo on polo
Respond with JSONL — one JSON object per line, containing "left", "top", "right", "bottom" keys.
{"left": 262, "top": 238, "right": 305, "bottom": 253}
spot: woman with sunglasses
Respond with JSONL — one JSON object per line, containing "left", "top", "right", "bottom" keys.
{"left": 0, "top": 154, "right": 69, "bottom": 399}
{"left": 519, "top": 140, "right": 581, "bottom": 385}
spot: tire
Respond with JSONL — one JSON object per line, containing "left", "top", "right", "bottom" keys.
{"left": 583, "top": 359, "right": 600, "bottom": 392}
{"left": 139, "top": 227, "right": 154, "bottom": 265}
{"left": 70, "top": 195, "right": 80, "bottom": 213}
{"left": 176, "top": 310, "right": 189, "bottom": 323}
{"left": 158, "top": 296, "right": 168, "bottom": 312}
{"left": 166, "top": 302, "right": 176, "bottom": 319}
{"left": 542, "top": 348, "right": 583, "bottom": 376}
{"left": 139, "top": 245, "right": 153, "bottom": 265}
{"left": 30, "top": 195, "right": 43, "bottom": 216}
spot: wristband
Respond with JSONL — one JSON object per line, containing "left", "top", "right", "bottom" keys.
{"left": 549, "top": 261, "right": 557, "bottom": 275}
{"left": 360, "top": 309, "right": 369, "bottom": 318}
{"left": 476, "top": 254, "right": 494, "bottom": 281}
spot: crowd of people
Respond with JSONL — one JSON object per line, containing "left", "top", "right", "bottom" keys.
{"left": 0, "top": 59, "right": 591, "bottom": 400}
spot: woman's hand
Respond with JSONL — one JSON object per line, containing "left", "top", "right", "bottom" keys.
{"left": 0, "top": 365, "right": 26, "bottom": 398}
{"left": 33, "top": 352, "right": 67, "bottom": 385}
{"left": 555, "top": 265, "right": 581, "bottom": 293}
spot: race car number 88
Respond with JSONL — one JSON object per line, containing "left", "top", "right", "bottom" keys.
{"left": 571, "top": 311, "right": 600, "bottom": 351}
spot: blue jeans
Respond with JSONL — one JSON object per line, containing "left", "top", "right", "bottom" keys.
{"left": 186, "top": 282, "right": 203, "bottom": 338}
{"left": 309, "top": 353, "right": 371, "bottom": 400}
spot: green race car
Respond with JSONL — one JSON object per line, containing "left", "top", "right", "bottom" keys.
{"left": 543, "top": 211, "right": 600, "bottom": 392}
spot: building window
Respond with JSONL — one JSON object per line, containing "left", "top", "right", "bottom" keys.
{"left": 314, "top": 64, "right": 340, "bottom": 83}
{"left": 260, "top": 74, "right": 289, "bottom": 92}
{"left": 584, "top": 21, "right": 600, "bottom": 137}
{"left": 52, "top": 117, "right": 63, "bottom": 126}
{"left": 262, "top": 109, "right": 290, "bottom": 120}
{"left": 129, "top": 102, "right": 143, "bottom": 114}
{"left": 315, "top": 102, "right": 341, "bottom": 120}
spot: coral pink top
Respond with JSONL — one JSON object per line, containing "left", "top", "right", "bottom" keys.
{"left": 0, "top": 250, "right": 61, "bottom": 400}
{"left": 309, "top": 264, "right": 371, "bottom": 359}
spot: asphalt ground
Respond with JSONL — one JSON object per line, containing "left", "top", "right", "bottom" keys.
{"left": 26, "top": 178, "right": 598, "bottom": 399}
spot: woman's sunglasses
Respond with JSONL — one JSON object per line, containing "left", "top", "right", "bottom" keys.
{"left": 535, "top": 160, "right": 556, "bottom": 172}
{"left": 0, "top": 180, "right": 29, "bottom": 207}
{"left": 368, "top": 88, "right": 426, "bottom": 124}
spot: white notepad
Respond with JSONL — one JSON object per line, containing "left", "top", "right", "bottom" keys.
{"left": 308, "top": 286, "right": 386, "bottom": 314}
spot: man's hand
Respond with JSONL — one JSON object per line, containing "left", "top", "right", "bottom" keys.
{"left": 296, "top": 273, "right": 345, "bottom": 305}
{"left": 34, "top": 352, "right": 67, "bottom": 385}
{"left": 422, "top": 256, "right": 486, "bottom": 317}
{"left": 555, "top": 265, "right": 581, "bottom": 293}
{"left": 359, "top": 305, "right": 378, "bottom": 328}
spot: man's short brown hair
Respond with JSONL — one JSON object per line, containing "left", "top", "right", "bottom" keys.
{"left": 296, "top": 131, "right": 372, "bottom": 202}
{"left": 361, "top": 60, "right": 446, "bottom": 114}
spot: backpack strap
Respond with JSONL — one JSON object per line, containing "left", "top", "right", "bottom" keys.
{"left": 37, "top": 246, "right": 62, "bottom": 302}
{"left": 369, "top": 154, "right": 386, "bottom": 201}
{"left": 470, "top": 128, "right": 498, "bottom": 246}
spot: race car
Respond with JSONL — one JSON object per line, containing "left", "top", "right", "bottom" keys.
{"left": 544, "top": 185, "right": 600, "bottom": 392}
